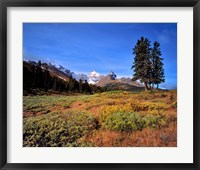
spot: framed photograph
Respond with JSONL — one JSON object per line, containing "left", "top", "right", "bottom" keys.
{"left": 0, "top": 0, "right": 200, "bottom": 169}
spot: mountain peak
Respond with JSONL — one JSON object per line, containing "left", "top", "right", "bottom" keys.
{"left": 23, "top": 59, "right": 144, "bottom": 90}
{"left": 109, "top": 71, "right": 117, "bottom": 80}
{"left": 88, "top": 70, "right": 101, "bottom": 84}
{"left": 89, "top": 70, "right": 100, "bottom": 76}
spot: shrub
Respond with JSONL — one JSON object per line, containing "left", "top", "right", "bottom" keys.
{"left": 160, "top": 93, "right": 167, "bottom": 98}
{"left": 104, "top": 112, "right": 145, "bottom": 132}
{"left": 170, "top": 94, "right": 174, "bottom": 101}
{"left": 99, "top": 104, "right": 133, "bottom": 124}
{"left": 143, "top": 113, "right": 168, "bottom": 129}
{"left": 23, "top": 111, "right": 97, "bottom": 147}
{"left": 131, "top": 101, "right": 168, "bottom": 112}
{"left": 171, "top": 101, "right": 177, "bottom": 109}
{"left": 103, "top": 112, "right": 168, "bottom": 132}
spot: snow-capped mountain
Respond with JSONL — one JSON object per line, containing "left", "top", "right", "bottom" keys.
{"left": 35, "top": 61, "right": 102, "bottom": 84}
{"left": 56, "top": 65, "right": 72, "bottom": 77}
{"left": 23, "top": 59, "right": 144, "bottom": 91}
{"left": 51, "top": 63, "right": 88, "bottom": 81}
{"left": 54, "top": 64, "right": 103, "bottom": 83}
{"left": 87, "top": 71, "right": 102, "bottom": 84}
{"left": 71, "top": 72, "right": 88, "bottom": 82}
{"left": 109, "top": 71, "right": 117, "bottom": 80}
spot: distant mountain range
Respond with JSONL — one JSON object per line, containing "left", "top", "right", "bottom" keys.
{"left": 23, "top": 59, "right": 144, "bottom": 91}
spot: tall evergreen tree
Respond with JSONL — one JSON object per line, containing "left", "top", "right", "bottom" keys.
{"left": 151, "top": 41, "right": 165, "bottom": 89}
{"left": 131, "top": 37, "right": 152, "bottom": 90}
{"left": 35, "top": 60, "right": 43, "bottom": 88}
{"left": 79, "top": 79, "right": 83, "bottom": 93}
{"left": 53, "top": 77, "right": 57, "bottom": 91}
{"left": 44, "top": 69, "right": 50, "bottom": 92}
{"left": 69, "top": 76, "right": 75, "bottom": 91}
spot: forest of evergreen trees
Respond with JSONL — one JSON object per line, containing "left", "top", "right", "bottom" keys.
{"left": 23, "top": 61, "right": 106, "bottom": 95}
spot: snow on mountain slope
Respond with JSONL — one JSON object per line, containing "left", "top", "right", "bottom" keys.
{"left": 45, "top": 62, "right": 102, "bottom": 83}
{"left": 71, "top": 72, "right": 88, "bottom": 82}
{"left": 23, "top": 59, "right": 143, "bottom": 89}
{"left": 56, "top": 65, "right": 72, "bottom": 77}
{"left": 87, "top": 71, "right": 102, "bottom": 84}
{"left": 51, "top": 63, "right": 88, "bottom": 81}
{"left": 109, "top": 71, "right": 117, "bottom": 80}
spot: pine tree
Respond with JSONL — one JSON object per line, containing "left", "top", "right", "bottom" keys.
{"left": 69, "top": 76, "right": 75, "bottom": 91}
{"left": 151, "top": 41, "right": 165, "bottom": 89}
{"left": 132, "top": 37, "right": 152, "bottom": 90}
{"left": 53, "top": 78, "right": 57, "bottom": 91}
{"left": 44, "top": 69, "right": 50, "bottom": 92}
{"left": 83, "top": 80, "right": 91, "bottom": 94}
{"left": 79, "top": 79, "right": 83, "bottom": 93}
{"left": 35, "top": 60, "right": 43, "bottom": 88}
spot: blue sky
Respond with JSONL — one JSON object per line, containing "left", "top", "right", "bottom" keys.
{"left": 23, "top": 23, "right": 177, "bottom": 89}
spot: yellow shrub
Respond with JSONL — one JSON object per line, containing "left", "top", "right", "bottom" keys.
{"left": 131, "top": 101, "right": 169, "bottom": 111}
{"left": 99, "top": 104, "right": 134, "bottom": 125}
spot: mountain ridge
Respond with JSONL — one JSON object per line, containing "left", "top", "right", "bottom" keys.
{"left": 23, "top": 59, "right": 144, "bottom": 91}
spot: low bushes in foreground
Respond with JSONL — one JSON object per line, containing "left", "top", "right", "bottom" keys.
{"left": 103, "top": 112, "right": 168, "bottom": 132}
{"left": 23, "top": 111, "right": 97, "bottom": 147}
{"left": 23, "top": 90, "right": 177, "bottom": 147}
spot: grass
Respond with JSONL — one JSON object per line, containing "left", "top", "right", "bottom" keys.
{"left": 23, "top": 90, "right": 177, "bottom": 147}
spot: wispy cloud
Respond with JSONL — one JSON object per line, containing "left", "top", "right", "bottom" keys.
{"left": 157, "top": 28, "right": 176, "bottom": 44}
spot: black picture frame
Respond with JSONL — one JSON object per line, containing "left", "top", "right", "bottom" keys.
{"left": 0, "top": 0, "right": 200, "bottom": 169}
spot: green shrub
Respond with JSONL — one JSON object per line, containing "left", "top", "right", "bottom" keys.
{"left": 23, "top": 111, "right": 97, "bottom": 147}
{"left": 170, "top": 94, "right": 174, "bottom": 101}
{"left": 171, "top": 101, "right": 177, "bottom": 109}
{"left": 143, "top": 113, "right": 168, "bottom": 128}
{"left": 103, "top": 112, "right": 168, "bottom": 132}
{"left": 104, "top": 112, "right": 145, "bottom": 132}
{"left": 160, "top": 93, "right": 167, "bottom": 98}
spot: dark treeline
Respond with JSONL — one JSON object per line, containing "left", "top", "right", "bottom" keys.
{"left": 23, "top": 61, "right": 106, "bottom": 94}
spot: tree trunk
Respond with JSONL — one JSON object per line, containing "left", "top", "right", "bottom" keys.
{"left": 144, "top": 82, "right": 149, "bottom": 91}
{"left": 152, "top": 83, "right": 154, "bottom": 89}
{"left": 157, "top": 84, "right": 159, "bottom": 89}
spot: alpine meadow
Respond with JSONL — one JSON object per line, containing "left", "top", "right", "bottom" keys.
{"left": 23, "top": 23, "right": 177, "bottom": 147}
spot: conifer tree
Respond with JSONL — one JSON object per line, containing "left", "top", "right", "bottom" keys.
{"left": 44, "top": 69, "right": 50, "bottom": 92}
{"left": 132, "top": 37, "right": 152, "bottom": 90}
{"left": 36, "top": 60, "right": 43, "bottom": 88}
{"left": 69, "top": 76, "right": 75, "bottom": 91}
{"left": 151, "top": 41, "right": 165, "bottom": 89}
{"left": 79, "top": 79, "right": 83, "bottom": 93}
